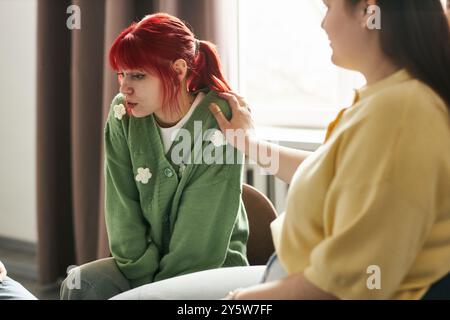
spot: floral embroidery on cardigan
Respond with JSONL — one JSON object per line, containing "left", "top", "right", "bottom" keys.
{"left": 209, "top": 130, "right": 227, "bottom": 147}
{"left": 114, "top": 104, "right": 126, "bottom": 120}
{"left": 135, "top": 167, "right": 152, "bottom": 184}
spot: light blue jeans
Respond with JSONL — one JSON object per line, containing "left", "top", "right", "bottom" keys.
{"left": 0, "top": 277, "right": 37, "bottom": 300}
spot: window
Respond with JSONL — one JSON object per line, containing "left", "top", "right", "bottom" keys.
{"left": 237, "top": 0, "right": 366, "bottom": 129}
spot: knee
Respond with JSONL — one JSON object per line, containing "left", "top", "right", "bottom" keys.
{"left": 0, "top": 277, "right": 37, "bottom": 300}
{"left": 60, "top": 258, "right": 130, "bottom": 300}
{"left": 60, "top": 265, "right": 96, "bottom": 300}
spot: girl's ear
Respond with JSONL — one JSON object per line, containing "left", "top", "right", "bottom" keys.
{"left": 172, "top": 59, "right": 188, "bottom": 81}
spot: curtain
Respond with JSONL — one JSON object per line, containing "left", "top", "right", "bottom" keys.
{"left": 37, "top": 0, "right": 225, "bottom": 285}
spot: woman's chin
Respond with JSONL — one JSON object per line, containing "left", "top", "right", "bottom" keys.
{"left": 330, "top": 53, "right": 339, "bottom": 66}
{"left": 330, "top": 53, "right": 346, "bottom": 69}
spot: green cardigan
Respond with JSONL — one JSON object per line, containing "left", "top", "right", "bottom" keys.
{"left": 104, "top": 90, "right": 249, "bottom": 288}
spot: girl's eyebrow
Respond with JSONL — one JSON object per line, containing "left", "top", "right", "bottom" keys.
{"left": 120, "top": 70, "right": 146, "bottom": 75}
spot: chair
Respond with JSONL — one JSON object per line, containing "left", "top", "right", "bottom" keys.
{"left": 422, "top": 273, "right": 450, "bottom": 300}
{"left": 242, "top": 183, "right": 278, "bottom": 266}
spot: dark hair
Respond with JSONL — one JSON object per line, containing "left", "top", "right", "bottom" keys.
{"left": 348, "top": 0, "right": 450, "bottom": 111}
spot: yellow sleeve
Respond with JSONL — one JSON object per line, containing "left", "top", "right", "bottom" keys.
{"left": 303, "top": 89, "right": 446, "bottom": 299}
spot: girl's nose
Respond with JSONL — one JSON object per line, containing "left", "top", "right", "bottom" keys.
{"left": 120, "top": 83, "right": 134, "bottom": 96}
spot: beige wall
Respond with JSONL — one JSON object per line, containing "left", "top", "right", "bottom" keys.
{"left": 0, "top": 0, "right": 37, "bottom": 242}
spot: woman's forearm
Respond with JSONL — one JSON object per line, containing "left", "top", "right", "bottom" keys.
{"left": 232, "top": 273, "right": 337, "bottom": 300}
{"left": 245, "top": 136, "right": 312, "bottom": 184}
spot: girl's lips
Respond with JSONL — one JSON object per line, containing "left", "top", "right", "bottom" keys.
{"left": 125, "top": 102, "right": 138, "bottom": 114}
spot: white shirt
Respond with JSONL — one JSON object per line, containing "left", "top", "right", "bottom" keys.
{"left": 157, "top": 92, "right": 206, "bottom": 154}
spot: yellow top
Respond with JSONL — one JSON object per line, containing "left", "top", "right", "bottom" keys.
{"left": 271, "top": 69, "right": 450, "bottom": 299}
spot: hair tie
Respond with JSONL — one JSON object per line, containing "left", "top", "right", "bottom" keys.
{"left": 194, "top": 39, "right": 200, "bottom": 55}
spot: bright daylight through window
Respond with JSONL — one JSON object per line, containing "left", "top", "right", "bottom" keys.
{"left": 238, "top": 0, "right": 370, "bottom": 129}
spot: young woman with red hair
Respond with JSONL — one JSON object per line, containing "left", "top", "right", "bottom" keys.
{"left": 61, "top": 13, "right": 249, "bottom": 300}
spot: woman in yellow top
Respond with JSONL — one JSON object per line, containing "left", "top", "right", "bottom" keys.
{"left": 111, "top": 0, "right": 450, "bottom": 300}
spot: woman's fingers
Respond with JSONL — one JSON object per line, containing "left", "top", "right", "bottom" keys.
{"left": 217, "top": 92, "right": 242, "bottom": 111}
{"left": 209, "top": 95, "right": 255, "bottom": 152}
{"left": 229, "top": 91, "right": 247, "bottom": 105}
{"left": 226, "top": 91, "right": 244, "bottom": 101}
{"left": 209, "top": 103, "right": 230, "bottom": 132}
{"left": 219, "top": 91, "right": 251, "bottom": 113}
{"left": 0, "top": 260, "right": 7, "bottom": 281}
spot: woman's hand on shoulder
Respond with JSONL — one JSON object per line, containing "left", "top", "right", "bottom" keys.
{"left": 208, "top": 91, "right": 256, "bottom": 153}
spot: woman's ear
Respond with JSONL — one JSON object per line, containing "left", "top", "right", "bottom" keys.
{"left": 361, "top": 0, "right": 380, "bottom": 29}
{"left": 172, "top": 59, "right": 188, "bottom": 81}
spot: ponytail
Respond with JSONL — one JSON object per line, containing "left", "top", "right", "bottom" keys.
{"left": 188, "top": 40, "right": 232, "bottom": 93}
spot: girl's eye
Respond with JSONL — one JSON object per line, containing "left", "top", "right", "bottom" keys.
{"left": 116, "top": 72, "right": 145, "bottom": 81}
{"left": 131, "top": 74, "right": 145, "bottom": 80}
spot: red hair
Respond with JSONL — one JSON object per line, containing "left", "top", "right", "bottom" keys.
{"left": 109, "top": 13, "right": 231, "bottom": 113}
